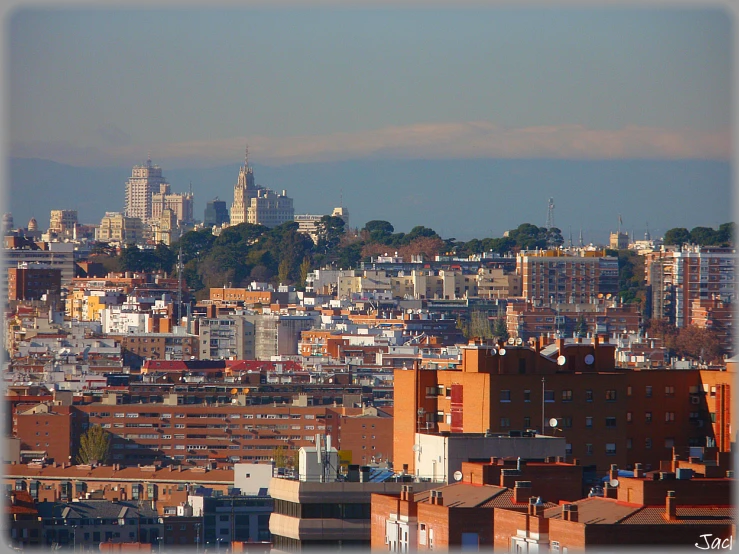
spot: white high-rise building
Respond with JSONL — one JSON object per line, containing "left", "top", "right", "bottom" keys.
{"left": 124, "top": 157, "right": 168, "bottom": 223}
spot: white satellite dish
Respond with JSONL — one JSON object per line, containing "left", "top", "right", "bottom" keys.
{"left": 490, "top": 348, "right": 497, "bottom": 355}
{"left": 412, "top": 445, "right": 421, "bottom": 452}
{"left": 609, "top": 479, "right": 620, "bottom": 488}
{"left": 499, "top": 348, "right": 506, "bottom": 356}
{"left": 453, "top": 471, "right": 463, "bottom": 482}
{"left": 584, "top": 354, "right": 595, "bottom": 365}
{"left": 507, "top": 337, "right": 515, "bottom": 345}
{"left": 516, "top": 337, "right": 523, "bottom": 346}
{"left": 549, "top": 418, "right": 559, "bottom": 428}
{"left": 557, "top": 355, "right": 566, "bottom": 366}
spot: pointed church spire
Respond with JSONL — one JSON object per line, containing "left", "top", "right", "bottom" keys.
{"left": 579, "top": 227, "right": 584, "bottom": 247}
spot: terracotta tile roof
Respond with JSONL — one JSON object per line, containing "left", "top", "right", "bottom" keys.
{"left": 6, "top": 491, "right": 38, "bottom": 515}
{"left": 4, "top": 464, "right": 234, "bottom": 483}
{"left": 412, "top": 482, "right": 510, "bottom": 508}
{"left": 619, "top": 506, "right": 736, "bottom": 525}
{"left": 482, "top": 490, "right": 558, "bottom": 510}
{"left": 543, "top": 497, "right": 641, "bottom": 524}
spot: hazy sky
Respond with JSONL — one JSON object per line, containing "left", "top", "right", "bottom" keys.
{"left": 8, "top": 6, "right": 732, "bottom": 168}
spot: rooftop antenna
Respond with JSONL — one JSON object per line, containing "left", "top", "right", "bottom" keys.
{"left": 645, "top": 222, "right": 651, "bottom": 241}
{"left": 244, "top": 145, "right": 249, "bottom": 167}
{"left": 546, "top": 198, "right": 555, "bottom": 231}
{"left": 147, "top": 151, "right": 152, "bottom": 165}
{"left": 568, "top": 226, "right": 573, "bottom": 248}
{"left": 340, "top": 187, "right": 343, "bottom": 209}
{"left": 579, "top": 227, "right": 584, "bottom": 247}
{"left": 618, "top": 214, "right": 623, "bottom": 234}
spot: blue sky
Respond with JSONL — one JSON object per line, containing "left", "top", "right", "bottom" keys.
{"left": 7, "top": 6, "right": 732, "bottom": 167}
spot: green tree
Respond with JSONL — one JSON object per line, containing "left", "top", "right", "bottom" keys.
{"left": 363, "top": 220, "right": 395, "bottom": 243}
{"left": 663, "top": 227, "right": 691, "bottom": 247}
{"left": 77, "top": 425, "right": 111, "bottom": 464}
{"left": 272, "top": 445, "right": 293, "bottom": 469}
{"left": 278, "top": 259, "right": 291, "bottom": 284}
{"left": 300, "top": 257, "right": 312, "bottom": 288}
{"left": 493, "top": 317, "right": 509, "bottom": 341}
{"left": 717, "top": 222, "right": 735, "bottom": 246}
{"left": 574, "top": 314, "right": 588, "bottom": 338}
{"left": 689, "top": 226, "right": 720, "bottom": 246}
{"left": 468, "top": 310, "right": 494, "bottom": 339}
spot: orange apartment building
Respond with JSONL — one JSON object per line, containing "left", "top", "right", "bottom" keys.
{"left": 506, "top": 299, "right": 641, "bottom": 341}
{"left": 370, "top": 457, "right": 582, "bottom": 551}
{"left": 517, "top": 250, "right": 619, "bottom": 303}
{"left": 393, "top": 337, "right": 735, "bottom": 475}
{"left": 493, "top": 453, "right": 735, "bottom": 551}
{"left": 326, "top": 406, "right": 394, "bottom": 467}
{"left": 209, "top": 288, "right": 275, "bottom": 305}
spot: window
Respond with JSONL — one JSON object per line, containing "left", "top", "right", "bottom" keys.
{"left": 665, "top": 438, "right": 675, "bottom": 449}
{"left": 626, "top": 438, "right": 633, "bottom": 449}
{"left": 605, "top": 417, "right": 616, "bottom": 428}
{"left": 523, "top": 390, "right": 531, "bottom": 402}
{"left": 523, "top": 417, "right": 531, "bottom": 428}
{"left": 645, "top": 412, "right": 652, "bottom": 423}
{"left": 665, "top": 386, "right": 675, "bottom": 397}
{"left": 646, "top": 438, "right": 652, "bottom": 449}
{"left": 565, "top": 443, "right": 572, "bottom": 455}
{"left": 627, "top": 386, "right": 632, "bottom": 396}
{"left": 500, "top": 417, "right": 510, "bottom": 428}
{"left": 645, "top": 386, "right": 652, "bottom": 398}
{"left": 585, "top": 444, "right": 593, "bottom": 455}
{"left": 562, "top": 417, "right": 572, "bottom": 428}
{"left": 626, "top": 412, "right": 632, "bottom": 423}
{"left": 711, "top": 412, "right": 717, "bottom": 423}
{"left": 500, "top": 390, "right": 511, "bottom": 402}
{"left": 585, "top": 389, "right": 593, "bottom": 402}
{"left": 544, "top": 390, "right": 555, "bottom": 402}
{"left": 561, "top": 390, "right": 572, "bottom": 402}
{"left": 605, "top": 443, "right": 616, "bottom": 455}
{"left": 665, "top": 412, "right": 675, "bottom": 423}
{"left": 605, "top": 390, "right": 617, "bottom": 401}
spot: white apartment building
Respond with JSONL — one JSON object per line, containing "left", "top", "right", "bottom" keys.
{"left": 124, "top": 157, "right": 168, "bottom": 223}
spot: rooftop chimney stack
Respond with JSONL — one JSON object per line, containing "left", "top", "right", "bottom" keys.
{"left": 665, "top": 491, "right": 677, "bottom": 521}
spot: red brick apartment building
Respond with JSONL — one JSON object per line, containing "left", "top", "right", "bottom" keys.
{"left": 493, "top": 452, "right": 736, "bottom": 551}
{"left": 394, "top": 337, "right": 735, "bottom": 474}
{"left": 7, "top": 266, "right": 62, "bottom": 301}
{"left": 13, "top": 399, "right": 385, "bottom": 468}
{"left": 327, "top": 406, "right": 394, "bottom": 466}
{"left": 370, "top": 457, "right": 581, "bottom": 551}
{"left": 517, "top": 250, "right": 619, "bottom": 303}
{"left": 5, "top": 462, "right": 233, "bottom": 506}
{"left": 6, "top": 490, "right": 43, "bottom": 548}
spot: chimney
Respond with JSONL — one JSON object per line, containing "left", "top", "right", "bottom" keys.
{"left": 528, "top": 496, "right": 545, "bottom": 516}
{"left": 609, "top": 464, "right": 619, "bottom": 481}
{"left": 568, "top": 504, "right": 579, "bottom": 523}
{"left": 572, "top": 458, "right": 580, "bottom": 466}
{"left": 672, "top": 454, "right": 680, "bottom": 472}
{"left": 490, "top": 457, "right": 499, "bottom": 465}
{"left": 634, "top": 463, "right": 645, "bottom": 478}
{"left": 665, "top": 491, "right": 677, "bottom": 521}
{"left": 435, "top": 491, "right": 443, "bottom": 507}
{"left": 513, "top": 481, "right": 532, "bottom": 503}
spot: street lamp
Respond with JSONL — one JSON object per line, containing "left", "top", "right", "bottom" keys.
{"left": 195, "top": 523, "right": 201, "bottom": 554}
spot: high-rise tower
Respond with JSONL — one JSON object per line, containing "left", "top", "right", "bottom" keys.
{"left": 230, "top": 147, "right": 256, "bottom": 225}
{"left": 124, "top": 156, "right": 168, "bottom": 223}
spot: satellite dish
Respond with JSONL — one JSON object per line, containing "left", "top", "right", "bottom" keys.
{"left": 584, "top": 354, "right": 595, "bottom": 365}
{"left": 499, "top": 348, "right": 506, "bottom": 356}
{"left": 412, "top": 445, "right": 421, "bottom": 452}
{"left": 507, "top": 337, "right": 515, "bottom": 345}
{"left": 516, "top": 337, "right": 523, "bottom": 346}
{"left": 609, "top": 479, "right": 620, "bottom": 488}
{"left": 490, "top": 348, "right": 497, "bottom": 355}
{"left": 557, "top": 355, "right": 566, "bottom": 366}
{"left": 453, "top": 471, "right": 463, "bottom": 482}
{"left": 549, "top": 418, "right": 559, "bottom": 428}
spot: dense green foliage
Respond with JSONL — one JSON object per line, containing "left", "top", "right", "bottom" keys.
{"left": 77, "top": 425, "right": 111, "bottom": 465}
{"left": 103, "top": 221, "right": 733, "bottom": 300}
{"left": 663, "top": 223, "right": 733, "bottom": 247}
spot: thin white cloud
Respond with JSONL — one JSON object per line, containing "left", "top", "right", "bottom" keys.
{"left": 10, "top": 122, "right": 730, "bottom": 167}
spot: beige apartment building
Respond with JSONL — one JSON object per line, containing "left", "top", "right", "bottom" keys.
{"left": 230, "top": 151, "right": 294, "bottom": 228}
{"left": 95, "top": 212, "right": 144, "bottom": 244}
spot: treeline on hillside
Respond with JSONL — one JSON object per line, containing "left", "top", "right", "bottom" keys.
{"left": 92, "top": 220, "right": 732, "bottom": 299}
{"left": 663, "top": 223, "right": 734, "bottom": 247}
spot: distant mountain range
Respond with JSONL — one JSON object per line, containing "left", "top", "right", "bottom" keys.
{"left": 6, "top": 157, "right": 732, "bottom": 244}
